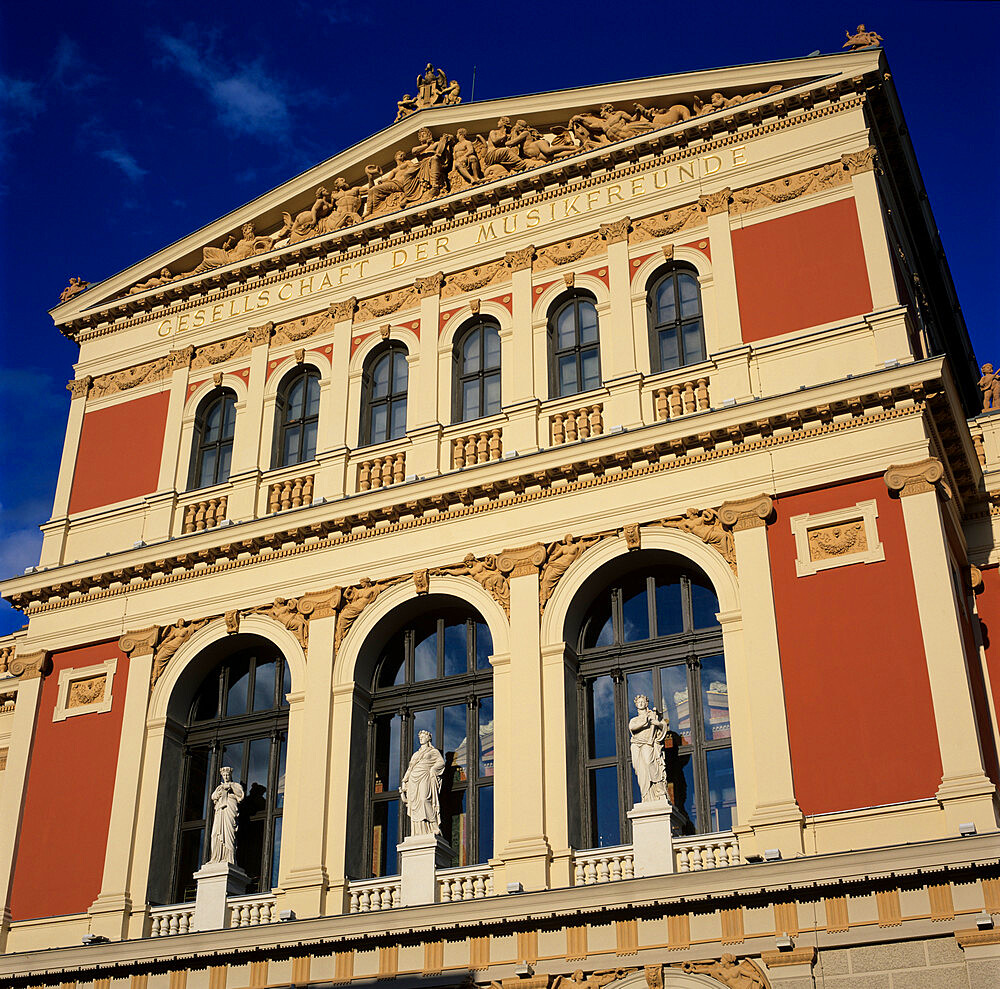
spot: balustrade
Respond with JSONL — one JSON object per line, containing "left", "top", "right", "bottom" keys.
{"left": 348, "top": 877, "right": 401, "bottom": 912}
{"left": 673, "top": 832, "right": 740, "bottom": 871}
{"left": 0, "top": 692, "right": 15, "bottom": 713}
{"left": 551, "top": 404, "right": 603, "bottom": 444}
{"left": 573, "top": 845, "right": 635, "bottom": 885}
{"left": 437, "top": 865, "right": 494, "bottom": 901}
{"left": 452, "top": 429, "right": 502, "bottom": 468}
{"left": 357, "top": 452, "right": 406, "bottom": 491}
{"left": 182, "top": 496, "right": 228, "bottom": 534}
{"left": 267, "top": 474, "right": 314, "bottom": 513}
{"left": 149, "top": 905, "right": 194, "bottom": 937}
{"left": 229, "top": 893, "right": 277, "bottom": 927}
{"left": 653, "top": 378, "right": 710, "bottom": 421}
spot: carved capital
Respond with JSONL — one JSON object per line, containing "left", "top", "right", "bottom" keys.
{"left": 761, "top": 946, "right": 816, "bottom": 968}
{"left": 842, "top": 146, "right": 878, "bottom": 175}
{"left": 884, "top": 457, "right": 950, "bottom": 499}
{"left": 67, "top": 376, "right": 92, "bottom": 400}
{"left": 698, "top": 188, "right": 732, "bottom": 215}
{"left": 168, "top": 346, "right": 195, "bottom": 369}
{"left": 498, "top": 543, "right": 547, "bottom": 577}
{"left": 329, "top": 297, "right": 357, "bottom": 322}
{"left": 718, "top": 494, "right": 775, "bottom": 530}
{"left": 119, "top": 626, "right": 160, "bottom": 657}
{"left": 503, "top": 245, "right": 536, "bottom": 271}
{"left": 599, "top": 217, "right": 631, "bottom": 244}
{"left": 246, "top": 322, "right": 274, "bottom": 346}
{"left": 414, "top": 272, "right": 445, "bottom": 297}
{"left": 9, "top": 650, "right": 52, "bottom": 680}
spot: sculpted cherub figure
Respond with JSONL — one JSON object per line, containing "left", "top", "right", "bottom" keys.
{"left": 60, "top": 276, "right": 90, "bottom": 302}
{"left": 129, "top": 268, "right": 174, "bottom": 295}
{"left": 395, "top": 94, "right": 418, "bottom": 122}
{"left": 843, "top": 24, "right": 884, "bottom": 50}
{"left": 979, "top": 363, "right": 1000, "bottom": 412}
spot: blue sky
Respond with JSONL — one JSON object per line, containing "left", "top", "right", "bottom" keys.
{"left": 1, "top": 1, "right": 997, "bottom": 635}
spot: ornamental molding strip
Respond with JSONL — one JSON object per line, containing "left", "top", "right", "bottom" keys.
{"left": 884, "top": 456, "right": 950, "bottom": 499}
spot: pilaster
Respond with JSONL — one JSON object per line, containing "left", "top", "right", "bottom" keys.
{"left": 699, "top": 190, "right": 742, "bottom": 351}
{"left": 505, "top": 248, "right": 542, "bottom": 456}
{"left": 885, "top": 458, "right": 999, "bottom": 832}
{"left": 598, "top": 219, "right": 638, "bottom": 380}
{"left": 843, "top": 147, "right": 898, "bottom": 311}
{"left": 41, "top": 378, "right": 90, "bottom": 565}
{"left": 314, "top": 299, "right": 356, "bottom": 502}
{"left": 226, "top": 326, "right": 271, "bottom": 521}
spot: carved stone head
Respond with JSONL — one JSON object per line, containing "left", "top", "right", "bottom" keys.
{"left": 634, "top": 694, "right": 649, "bottom": 710}
{"left": 220, "top": 766, "right": 233, "bottom": 782}
{"left": 418, "top": 729, "right": 432, "bottom": 744}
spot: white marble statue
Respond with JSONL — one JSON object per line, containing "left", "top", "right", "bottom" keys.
{"left": 400, "top": 729, "right": 446, "bottom": 835}
{"left": 629, "top": 694, "right": 669, "bottom": 802}
{"left": 208, "top": 766, "right": 245, "bottom": 864}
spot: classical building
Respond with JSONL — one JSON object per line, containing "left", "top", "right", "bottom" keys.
{"left": 3, "top": 36, "right": 1000, "bottom": 989}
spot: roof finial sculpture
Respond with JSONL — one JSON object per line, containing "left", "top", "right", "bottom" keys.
{"left": 59, "top": 277, "right": 89, "bottom": 303}
{"left": 843, "top": 24, "right": 884, "bottom": 50}
{"left": 395, "top": 64, "right": 461, "bottom": 122}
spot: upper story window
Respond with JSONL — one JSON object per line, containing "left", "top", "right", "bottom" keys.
{"left": 172, "top": 644, "right": 290, "bottom": 901}
{"left": 574, "top": 560, "right": 733, "bottom": 848}
{"left": 454, "top": 319, "right": 501, "bottom": 422}
{"left": 647, "top": 265, "right": 706, "bottom": 372}
{"left": 361, "top": 344, "right": 408, "bottom": 446}
{"left": 549, "top": 291, "right": 602, "bottom": 398}
{"left": 189, "top": 388, "right": 237, "bottom": 490}
{"left": 274, "top": 367, "right": 320, "bottom": 468}
{"left": 367, "top": 607, "right": 494, "bottom": 876}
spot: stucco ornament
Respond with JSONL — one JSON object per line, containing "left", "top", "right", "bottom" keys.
{"left": 679, "top": 955, "right": 767, "bottom": 989}
{"left": 151, "top": 617, "right": 208, "bottom": 688}
{"left": 208, "top": 766, "right": 245, "bottom": 865}
{"left": 552, "top": 970, "right": 628, "bottom": 989}
{"left": 396, "top": 64, "right": 461, "bottom": 121}
{"left": 629, "top": 695, "right": 669, "bottom": 802}
{"left": 540, "top": 534, "right": 600, "bottom": 607}
{"left": 335, "top": 577, "right": 388, "bottom": 650}
{"left": 843, "top": 24, "right": 883, "bottom": 50}
{"left": 978, "top": 363, "right": 1000, "bottom": 412}
{"left": 59, "top": 276, "right": 89, "bottom": 302}
{"left": 659, "top": 508, "right": 736, "bottom": 570}
{"left": 400, "top": 729, "right": 446, "bottom": 835}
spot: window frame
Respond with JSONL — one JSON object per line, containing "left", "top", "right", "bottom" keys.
{"left": 646, "top": 264, "right": 706, "bottom": 373}
{"left": 548, "top": 291, "right": 602, "bottom": 399}
{"left": 188, "top": 388, "right": 237, "bottom": 490}
{"left": 452, "top": 318, "right": 502, "bottom": 423}
{"left": 273, "top": 366, "right": 321, "bottom": 469}
{"left": 360, "top": 343, "right": 409, "bottom": 447}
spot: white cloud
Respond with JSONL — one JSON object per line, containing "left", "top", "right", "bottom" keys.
{"left": 98, "top": 146, "right": 148, "bottom": 182}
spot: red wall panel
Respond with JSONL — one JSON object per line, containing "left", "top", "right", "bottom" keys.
{"left": 9, "top": 642, "right": 127, "bottom": 920}
{"left": 733, "top": 198, "right": 873, "bottom": 342}
{"left": 68, "top": 391, "right": 170, "bottom": 514}
{"left": 769, "top": 478, "right": 942, "bottom": 815}
{"left": 977, "top": 565, "right": 1000, "bottom": 777}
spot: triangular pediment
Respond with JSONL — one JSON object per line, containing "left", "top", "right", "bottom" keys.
{"left": 53, "top": 48, "right": 883, "bottom": 332}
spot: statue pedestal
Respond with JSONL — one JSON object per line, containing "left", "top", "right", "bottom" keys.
{"left": 397, "top": 833, "right": 452, "bottom": 906}
{"left": 627, "top": 800, "right": 678, "bottom": 877}
{"left": 192, "top": 861, "right": 250, "bottom": 931}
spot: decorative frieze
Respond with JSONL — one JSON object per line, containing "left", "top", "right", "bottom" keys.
{"left": 443, "top": 261, "right": 507, "bottom": 298}
{"left": 503, "top": 245, "right": 536, "bottom": 272}
{"left": 535, "top": 234, "right": 604, "bottom": 270}
{"left": 841, "top": 146, "right": 878, "bottom": 174}
{"left": 698, "top": 188, "right": 732, "bottom": 215}
{"left": 730, "top": 160, "right": 849, "bottom": 215}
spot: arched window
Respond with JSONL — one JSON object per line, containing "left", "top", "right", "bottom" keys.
{"left": 361, "top": 344, "right": 408, "bottom": 446}
{"left": 647, "top": 265, "right": 706, "bottom": 372}
{"left": 454, "top": 319, "right": 501, "bottom": 422}
{"left": 172, "top": 643, "right": 290, "bottom": 901}
{"left": 367, "top": 606, "right": 493, "bottom": 876}
{"left": 274, "top": 367, "right": 320, "bottom": 467}
{"left": 574, "top": 559, "right": 732, "bottom": 848}
{"left": 189, "top": 388, "right": 237, "bottom": 489}
{"left": 549, "top": 292, "right": 601, "bottom": 398}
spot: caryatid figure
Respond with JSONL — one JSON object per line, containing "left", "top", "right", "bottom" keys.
{"left": 400, "top": 729, "right": 446, "bottom": 835}
{"left": 629, "top": 694, "right": 669, "bottom": 802}
{"left": 208, "top": 766, "right": 245, "bottom": 864}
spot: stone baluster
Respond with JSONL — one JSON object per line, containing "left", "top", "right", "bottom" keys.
{"left": 683, "top": 381, "right": 696, "bottom": 414}
{"left": 589, "top": 405, "right": 603, "bottom": 435}
{"left": 552, "top": 413, "right": 566, "bottom": 444}
{"left": 696, "top": 377, "right": 710, "bottom": 410}
{"left": 669, "top": 384, "right": 683, "bottom": 418}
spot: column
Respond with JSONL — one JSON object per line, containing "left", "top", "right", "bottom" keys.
{"left": 314, "top": 299, "right": 355, "bottom": 502}
{"left": 0, "top": 652, "right": 50, "bottom": 951}
{"left": 493, "top": 545, "right": 552, "bottom": 890}
{"left": 699, "top": 189, "right": 743, "bottom": 351}
{"left": 885, "top": 458, "right": 999, "bottom": 832}
{"left": 502, "top": 247, "right": 541, "bottom": 456}
{"left": 226, "top": 324, "right": 271, "bottom": 521}
{"left": 276, "top": 615, "right": 335, "bottom": 919}
{"left": 88, "top": 629, "right": 159, "bottom": 940}
{"left": 717, "top": 494, "right": 804, "bottom": 856}
{"left": 407, "top": 273, "right": 445, "bottom": 478}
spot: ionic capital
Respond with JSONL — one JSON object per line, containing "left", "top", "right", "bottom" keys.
{"left": 884, "top": 457, "right": 950, "bottom": 499}
{"left": 503, "top": 245, "right": 536, "bottom": 271}
{"left": 498, "top": 543, "right": 547, "bottom": 577}
{"left": 413, "top": 272, "right": 445, "bottom": 298}
{"left": 842, "top": 146, "right": 878, "bottom": 175}
{"left": 119, "top": 626, "right": 160, "bottom": 657}
{"left": 66, "top": 376, "right": 92, "bottom": 400}
{"left": 718, "top": 494, "right": 775, "bottom": 531}
{"left": 599, "top": 217, "right": 631, "bottom": 244}
{"left": 698, "top": 188, "right": 733, "bottom": 215}
{"left": 328, "top": 297, "right": 357, "bottom": 322}
{"left": 9, "top": 650, "right": 52, "bottom": 680}
{"left": 246, "top": 322, "right": 274, "bottom": 347}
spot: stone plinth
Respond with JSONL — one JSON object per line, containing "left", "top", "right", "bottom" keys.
{"left": 627, "top": 799, "right": 678, "bottom": 877}
{"left": 397, "top": 833, "right": 452, "bottom": 906}
{"left": 192, "top": 861, "right": 250, "bottom": 931}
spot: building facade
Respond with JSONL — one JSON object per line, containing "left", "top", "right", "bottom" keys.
{"left": 2, "top": 41, "right": 1000, "bottom": 989}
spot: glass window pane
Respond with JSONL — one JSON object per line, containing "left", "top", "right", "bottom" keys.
{"left": 478, "top": 697, "right": 494, "bottom": 778}
{"left": 245, "top": 737, "right": 270, "bottom": 816}
{"left": 670, "top": 749, "right": 697, "bottom": 834}
{"left": 221, "top": 396, "right": 237, "bottom": 437}
{"left": 580, "top": 348, "right": 601, "bottom": 392}
{"left": 281, "top": 661, "right": 291, "bottom": 705}
{"left": 578, "top": 302, "right": 598, "bottom": 343}
{"left": 390, "top": 398, "right": 407, "bottom": 438}
{"left": 659, "top": 664, "right": 691, "bottom": 744}
{"left": 287, "top": 379, "right": 305, "bottom": 419}
{"left": 655, "top": 576, "right": 684, "bottom": 636}
{"left": 305, "top": 375, "right": 320, "bottom": 416}
{"left": 443, "top": 620, "right": 467, "bottom": 677}
{"left": 463, "top": 331, "right": 481, "bottom": 372}
{"left": 682, "top": 319, "right": 705, "bottom": 365}
{"left": 679, "top": 274, "right": 700, "bottom": 317}
{"left": 392, "top": 352, "right": 408, "bottom": 392}
{"left": 484, "top": 372, "right": 501, "bottom": 415}
{"left": 226, "top": 658, "right": 250, "bottom": 717}
{"left": 590, "top": 766, "right": 621, "bottom": 848}
{"left": 252, "top": 660, "right": 276, "bottom": 711}
{"left": 690, "top": 579, "right": 719, "bottom": 630}
{"left": 281, "top": 426, "right": 300, "bottom": 467}
{"left": 706, "top": 747, "right": 736, "bottom": 833}
{"left": 462, "top": 379, "right": 480, "bottom": 421}
{"left": 483, "top": 328, "right": 500, "bottom": 368}
{"left": 370, "top": 404, "right": 388, "bottom": 444}
{"left": 588, "top": 675, "right": 617, "bottom": 759}
{"left": 556, "top": 307, "right": 576, "bottom": 349}
{"left": 301, "top": 419, "right": 317, "bottom": 463}
{"left": 659, "top": 328, "right": 679, "bottom": 370}
{"left": 476, "top": 621, "right": 492, "bottom": 670}
{"left": 443, "top": 704, "right": 468, "bottom": 783}
{"left": 217, "top": 442, "right": 233, "bottom": 484}
{"left": 198, "top": 447, "right": 218, "bottom": 488}
{"left": 275, "top": 732, "right": 286, "bottom": 808}
{"left": 221, "top": 741, "right": 245, "bottom": 784}
{"left": 656, "top": 278, "right": 677, "bottom": 324}
{"left": 184, "top": 746, "right": 211, "bottom": 822}
{"left": 477, "top": 784, "right": 493, "bottom": 862}
{"left": 440, "top": 785, "right": 466, "bottom": 867}
{"left": 413, "top": 621, "right": 437, "bottom": 681}
{"left": 583, "top": 593, "right": 614, "bottom": 649}
{"left": 413, "top": 708, "right": 436, "bottom": 747}
{"left": 558, "top": 355, "right": 578, "bottom": 396}
{"left": 270, "top": 816, "right": 283, "bottom": 889}
{"left": 176, "top": 829, "right": 205, "bottom": 901}
{"left": 374, "top": 714, "right": 400, "bottom": 794}
{"left": 372, "top": 357, "right": 390, "bottom": 398}
{"left": 700, "top": 654, "right": 730, "bottom": 741}
{"left": 192, "top": 674, "right": 220, "bottom": 722}
{"left": 372, "top": 799, "right": 399, "bottom": 876}
{"left": 621, "top": 577, "right": 650, "bottom": 642}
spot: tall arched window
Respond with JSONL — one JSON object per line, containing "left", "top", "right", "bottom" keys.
{"left": 361, "top": 344, "right": 408, "bottom": 446}
{"left": 647, "top": 265, "right": 706, "bottom": 371}
{"left": 189, "top": 388, "right": 237, "bottom": 489}
{"left": 274, "top": 367, "right": 320, "bottom": 467}
{"left": 573, "top": 559, "right": 732, "bottom": 848}
{"left": 172, "top": 643, "right": 290, "bottom": 901}
{"left": 454, "top": 319, "right": 501, "bottom": 422}
{"left": 549, "top": 291, "right": 601, "bottom": 398}
{"left": 367, "top": 606, "right": 493, "bottom": 876}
